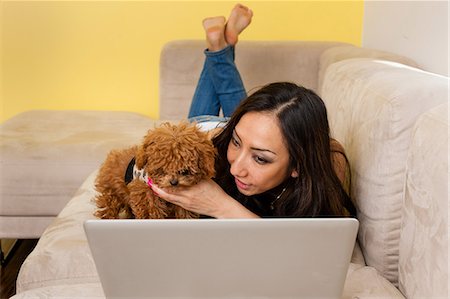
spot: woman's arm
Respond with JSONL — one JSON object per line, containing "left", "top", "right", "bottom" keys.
{"left": 150, "top": 179, "right": 259, "bottom": 219}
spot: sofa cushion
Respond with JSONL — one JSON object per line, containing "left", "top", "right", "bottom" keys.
{"left": 16, "top": 169, "right": 404, "bottom": 298}
{"left": 13, "top": 264, "right": 406, "bottom": 299}
{"left": 16, "top": 170, "right": 101, "bottom": 292}
{"left": 321, "top": 59, "right": 448, "bottom": 285}
{"left": 398, "top": 103, "right": 448, "bottom": 298}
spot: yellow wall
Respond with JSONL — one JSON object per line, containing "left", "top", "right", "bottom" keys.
{"left": 1, "top": 1, "right": 364, "bottom": 122}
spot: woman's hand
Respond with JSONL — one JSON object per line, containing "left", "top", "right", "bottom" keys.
{"left": 149, "top": 179, "right": 259, "bottom": 219}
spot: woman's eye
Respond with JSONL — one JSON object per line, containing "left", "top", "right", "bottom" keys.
{"left": 254, "top": 156, "right": 268, "bottom": 165}
{"left": 231, "top": 136, "right": 240, "bottom": 147}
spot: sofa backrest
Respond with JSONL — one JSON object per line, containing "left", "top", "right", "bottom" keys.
{"left": 321, "top": 58, "right": 448, "bottom": 286}
{"left": 159, "top": 40, "right": 422, "bottom": 121}
{"left": 159, "top": 40, "right": 348, "bottom": 120}
{"left": 398, "top": 102, "right": 448, "bottom": 298}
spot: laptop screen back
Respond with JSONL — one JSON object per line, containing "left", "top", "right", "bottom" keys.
{"left": 84, "top": 218, "right": 358, "bottom": 299}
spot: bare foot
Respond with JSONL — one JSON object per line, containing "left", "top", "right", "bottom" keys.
{"left": 202, "top": 16, "right": 227, "bottom": 51}
{"left": 225, "top": 4, "right": 253, "bottom": 46}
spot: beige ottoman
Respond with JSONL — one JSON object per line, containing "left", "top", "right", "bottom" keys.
{"left": 0, "top": 110, "right": 157, "bottom": 239}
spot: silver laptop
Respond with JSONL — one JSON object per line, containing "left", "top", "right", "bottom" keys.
{"left": 84, "top": 218, "right": 358, "bottom": 299}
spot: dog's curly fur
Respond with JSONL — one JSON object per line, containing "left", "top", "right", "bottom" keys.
{"left": 94, "top": 122, "right": 217, "bottom": 219}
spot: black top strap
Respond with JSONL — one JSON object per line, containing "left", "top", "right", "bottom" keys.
{"left": 124, "top": 157, "right": 136, "bottom": 185}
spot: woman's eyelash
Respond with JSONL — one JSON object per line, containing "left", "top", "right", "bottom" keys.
{"left": 231, "top": 136, "right": 240, "bottom": 146}
{"left": 254, "top": 155, "right": 269, "bottom": 164}
{"left": 231, "top": 134, "right": 270, "bottom": 164}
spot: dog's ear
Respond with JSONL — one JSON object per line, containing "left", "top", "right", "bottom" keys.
{"left": 135, "top": 145, "right": 147, "bottom": 169}
{"left": 135, "top": 130, "right": 155, "bottom": 169}
{"left": 196, "top": 136, "right": 217, "bottom": 178}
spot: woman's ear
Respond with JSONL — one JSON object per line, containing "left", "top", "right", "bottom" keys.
{"left": 291, "top": 169, "right": 299, "bottom": 178}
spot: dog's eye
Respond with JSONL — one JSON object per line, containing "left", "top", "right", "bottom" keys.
{"left": 154, "top": 168, "right": 165, "bottom": 175}
{"left": 179, "top": 169, "right": 190, "bottom": 176}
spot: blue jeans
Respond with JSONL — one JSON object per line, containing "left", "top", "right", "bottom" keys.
{"left": 188, "top": 45, "right": 247, "bottom": 120}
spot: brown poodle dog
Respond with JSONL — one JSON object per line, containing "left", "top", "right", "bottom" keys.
{"left": 94, "top": 122, "right": 217, "bottom": 219}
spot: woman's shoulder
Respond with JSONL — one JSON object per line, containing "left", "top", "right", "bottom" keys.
{"left": 330, "top": 138, "right": 345, "bottom": 154}
{"left": 329, "top": 138, "right": 348, "bottom": 188}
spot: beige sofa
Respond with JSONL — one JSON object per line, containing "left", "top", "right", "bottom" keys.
{"left": 10, "top": 41, "right": 448, "bottom": 298}
{"left": 0, "top": 40, "right": 346, "bottom": 239}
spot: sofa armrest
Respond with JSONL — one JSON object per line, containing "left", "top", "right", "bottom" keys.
{"left": 398, "top": 103, "right": 448, "bottom": 298}
{"left": 321, "top": 58, "right": 448, "bottom": 285}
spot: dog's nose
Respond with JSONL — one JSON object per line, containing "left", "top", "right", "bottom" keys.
{"left": 170, "top": 178, "right": 178, "bottom": 186}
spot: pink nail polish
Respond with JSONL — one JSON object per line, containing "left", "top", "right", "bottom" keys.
{"left": 147, "top": 178, "right": 153, "bottom": 187}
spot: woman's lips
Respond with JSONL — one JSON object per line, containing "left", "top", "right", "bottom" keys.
{"left": 235, "top": 178, "right": 250, "bottom": 191}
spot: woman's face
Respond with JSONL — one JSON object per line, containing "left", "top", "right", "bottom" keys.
{"left": 227, "top": 111, "right": 298, "bottom": 196}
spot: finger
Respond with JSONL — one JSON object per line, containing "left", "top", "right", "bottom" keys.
{"left": 150, "top": 184, "right": 169, "bottom": 199}
{"left": 150, "top": 183, "right": 183, "bottom": 206}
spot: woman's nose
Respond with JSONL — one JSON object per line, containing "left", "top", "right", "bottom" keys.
{"left": 229, "top": 152, "right": 248, "bottom": 177}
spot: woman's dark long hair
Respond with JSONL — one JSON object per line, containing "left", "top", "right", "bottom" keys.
{"left": 213, "top": 82, "right": 355, "bottom": 217}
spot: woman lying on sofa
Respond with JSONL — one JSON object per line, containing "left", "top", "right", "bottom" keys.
{"left": 151, "top": 4, "right": 356, "bottom": 219}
